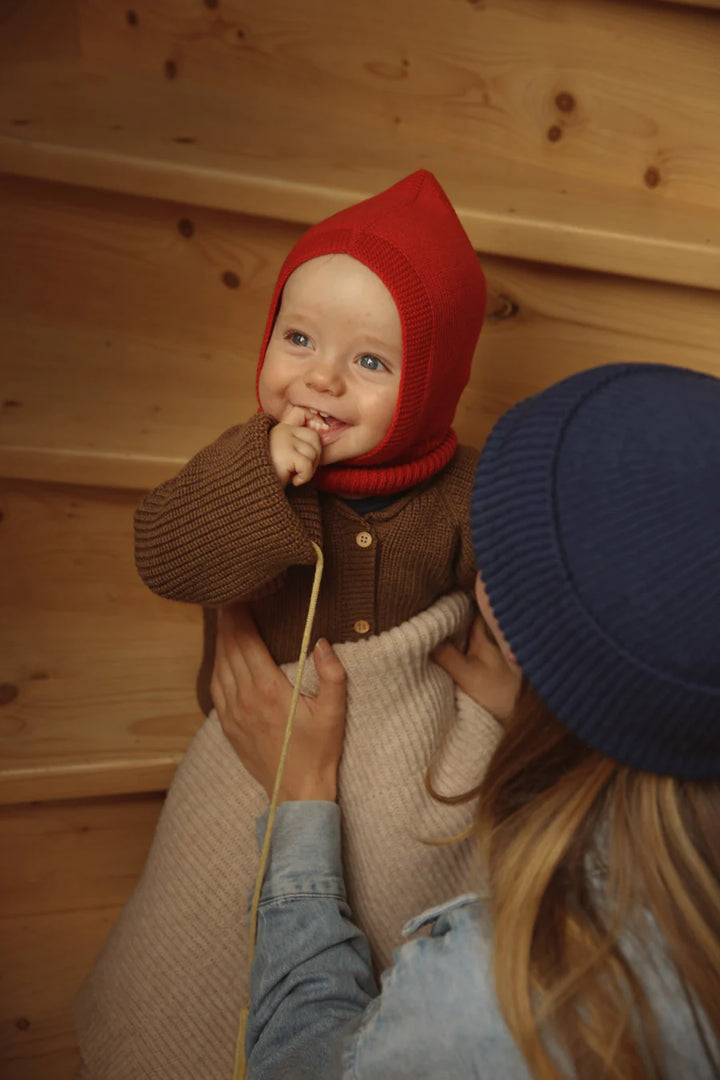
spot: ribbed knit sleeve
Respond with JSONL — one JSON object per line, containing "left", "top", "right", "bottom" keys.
{"left": 440, "top": 444, "right": 480, "bottom": 591}
{"left": 134, "top": 413, "right": 321, "bottom": 605}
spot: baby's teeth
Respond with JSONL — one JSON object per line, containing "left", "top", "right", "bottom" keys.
{"left": 308, "top": 417, "right": 329, "bottom": 432}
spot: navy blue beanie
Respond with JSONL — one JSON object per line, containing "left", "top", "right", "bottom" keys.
{"left": 471, "top": 363, "right": 720, "bottom": 780}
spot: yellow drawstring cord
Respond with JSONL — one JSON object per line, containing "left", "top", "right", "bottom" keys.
{"left": 233, "top": 541, "right": 325, "bottom": 1080}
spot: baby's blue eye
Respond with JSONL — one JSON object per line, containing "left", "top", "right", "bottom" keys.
{"left": 290, "top": 332, "right": 311, "bottom": 348}
{"left": 357, "top": 354, "right": 387, "bottom": 372}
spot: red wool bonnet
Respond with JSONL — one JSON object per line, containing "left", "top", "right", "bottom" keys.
{"left": 256, "top": 170, "right": 487, "bottom": 496}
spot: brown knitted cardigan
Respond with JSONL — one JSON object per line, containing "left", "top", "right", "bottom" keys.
{"left": 135, "top": 412, "right": 479, "bottom": 708}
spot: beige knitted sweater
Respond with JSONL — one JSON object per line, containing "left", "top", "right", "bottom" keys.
{"left": 74, "top": 592, "right": 501, "bottom": 1080}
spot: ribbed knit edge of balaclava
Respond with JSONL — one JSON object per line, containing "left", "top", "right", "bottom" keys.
{"left": 255, "top": 170, "right": 487, "bottom": 496}
{"left": 470, "top": 362, "right": 720, "bottom": 780}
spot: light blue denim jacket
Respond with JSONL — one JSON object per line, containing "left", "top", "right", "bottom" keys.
{"left": 246, "top": 802, "right": 715, "bottom": 1079}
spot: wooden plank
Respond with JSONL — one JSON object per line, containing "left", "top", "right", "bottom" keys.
{"left": 2, "top": 176, "right": 720, "bottom": 488}
{"left": 0, "top": 793, "right": 164, "bottom": 1079}
{"left": 0, "top": 0, "right": 79, "bottom": 66}
{"left": 656, "top": 0, "right": 720, "bottom": 9}
{"left": 0, "top": 173, "right": 293, "bottom": 487}
{"left": 465, "top": 257, "right": 720, "bottom": 447}
{"left": 1, "top": 0, "right": 719, "bottom": 287}
{"left": 0, "top": 479, "right": 202, "bottom": 804}
{"left": 0, "top": 321, "right": 258, "bottom": 491}
{"left": 0, "top": 174, "right": 291, "bottom": 351}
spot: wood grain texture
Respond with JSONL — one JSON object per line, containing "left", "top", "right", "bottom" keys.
{"left": 0, "top": 0, "right": 79, "bottom": 66}
{"left": 0, "top": 174, "right": 291, "bottom": 487}
{"left": 0, "top": 479, "right": 202, "bottom": 803}
{"left": 1, "top": 0, "right": 719, "bottom": 286}
{"left": 2, "top": 176, "right": 720, "bottom": 489}
{"left": 0, "top": 793, "right": 164, "bottom": 1078}
{"left": 655, "top": 0, "right": 720, "bottom": 9}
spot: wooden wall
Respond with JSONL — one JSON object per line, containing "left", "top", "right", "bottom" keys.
{"left": 1, "top": 1, "right": 720, "bottom": 1075}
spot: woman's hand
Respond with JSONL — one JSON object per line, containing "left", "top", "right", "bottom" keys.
{"left": 433, "top": 614, "right": 522, "bottom": 723}
{"left": 211, "top": 602, "right": 347, "bottom": 802}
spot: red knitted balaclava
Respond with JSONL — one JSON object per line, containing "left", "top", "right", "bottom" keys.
{"left": 256, "top": 170, "right": 487, "bottom": 496}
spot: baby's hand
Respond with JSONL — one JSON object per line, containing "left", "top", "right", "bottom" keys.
{"left": 269, "top": 406, "right": 322, "bottom": 487}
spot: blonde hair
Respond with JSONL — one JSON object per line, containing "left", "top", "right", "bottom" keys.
{"left": 462, "top": 684, "right": 720, "bottom": 1079}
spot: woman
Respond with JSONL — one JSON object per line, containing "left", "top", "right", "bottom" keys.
{"left": 214, "top": 363, "right": 720, "bottom": 1080}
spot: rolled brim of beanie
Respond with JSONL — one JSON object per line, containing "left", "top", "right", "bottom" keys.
{"left": 471, "top": 364, "right": 720, "bottom": 781}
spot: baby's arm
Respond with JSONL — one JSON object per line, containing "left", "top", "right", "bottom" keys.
{"left": 135, "top": 413, "right": 320, "bottom": 606}
{"left": 439, "top": 444, "right": 481, "bottom": 590}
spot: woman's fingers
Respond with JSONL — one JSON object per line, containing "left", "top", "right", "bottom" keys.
{"left": 432, "top": 640, "right": 477, "bottom": 696}
{"left": 312, "top": 638, "right": 347, "bottom": 724}
{"left": 433, "top": 619, "right": 521, "bottom": 722}
{"left": 225, "top": 601, "right": 275, "bottom": 671}
{"left": 211, "top": 607, "right": 236, "bottom": 716}
{"left": 212, "top": 611, "right": 347, "bottom": 801}
{"left": 221, "top": 603, "right": 289, "bottom": 712}
{"left": 314, "top": 637, "right": 346, "bottom": 686}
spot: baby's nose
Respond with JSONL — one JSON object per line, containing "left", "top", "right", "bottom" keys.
{"left": 304, "top": 358, "right": 344, "bottom": 394}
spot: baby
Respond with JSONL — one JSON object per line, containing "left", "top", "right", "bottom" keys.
{"left": 134, "top": 169, "right": 487, "bottom": 706}
{"left": 76, "top": 171, "right": 497, "bottom": 1080}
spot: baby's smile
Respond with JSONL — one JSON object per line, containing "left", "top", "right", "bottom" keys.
{"left": 300, "top": 406, "right": 349, "bottom": 445}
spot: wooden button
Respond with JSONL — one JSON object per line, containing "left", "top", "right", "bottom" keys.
{"left": 355, "top": 531, "right": 373, "bottom": 548}
{"left": 354, "top": 619, "right": 370, "bottom": 635}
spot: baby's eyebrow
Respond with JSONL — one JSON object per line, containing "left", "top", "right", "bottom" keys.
{"left": 363, "top": 336, "right": 396, "bottom": 350}
{"left": 359, "top": 334, "right": 403, "bottom": 356}
{"left": 276, "top": 310, "right": 310, "bottom": 325}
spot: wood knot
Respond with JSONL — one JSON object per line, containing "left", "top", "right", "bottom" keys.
{"left": 555, "top": 91, "right": 575, "bottom": 113}
{"left": 16, "top": 1018, "right": 30, "bottom": 1031}
{"left": 644, "top": 166, "right": 660, "bottom": 188}
{"left": 487, "top": 295, "right": 519, "bottom": 321}
{"left": 177, "top": 218, "right": 195, "bottom": 238}
{"left": 547, "top": 125, "right": 562, "bottom": 142}
{"left": 222, "top": 271, "right": 241, "bottom": 289}
{"left": 126, "top": 9, "right": 138, "bottom": 26}
{"left": 0, "top": 684, "right": 19, "bottom": 706}
{"left": 164, "top": 59, "right": 178, "bottom": 79}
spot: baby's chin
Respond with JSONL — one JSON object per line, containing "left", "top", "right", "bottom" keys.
{"left": 318, "top": 444, "right": 347, "bottom": 466}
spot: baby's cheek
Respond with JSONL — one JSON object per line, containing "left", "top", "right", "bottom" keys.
{"left": 258, "top": 387, "right": 282, "bottom": 421}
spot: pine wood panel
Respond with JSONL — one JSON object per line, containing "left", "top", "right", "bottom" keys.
{"left": 67, "top": 0, "right": 720, "bottom": 217}
{"left": 0, "top": 478, "right": 202, "bottom": 804}
{"left": 2, "top": 176, "right": 720, "bottom": 490}
{"left": 0, "top": 0, "right": 79, "bottom": 66}
{"left": 463, "top": 258, "right": 720, "bottom": 447}
{"left": 656, "top": 0, "right": 720, "bottom": 8}
{"left": 0, "top": 174, "right": 292, "bottom": 487}
{"left": 1, "top": 0, "right": 719, "bottom": 287}
{"left": 0, "top": 793, "right": 164, "bottom": 1079}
